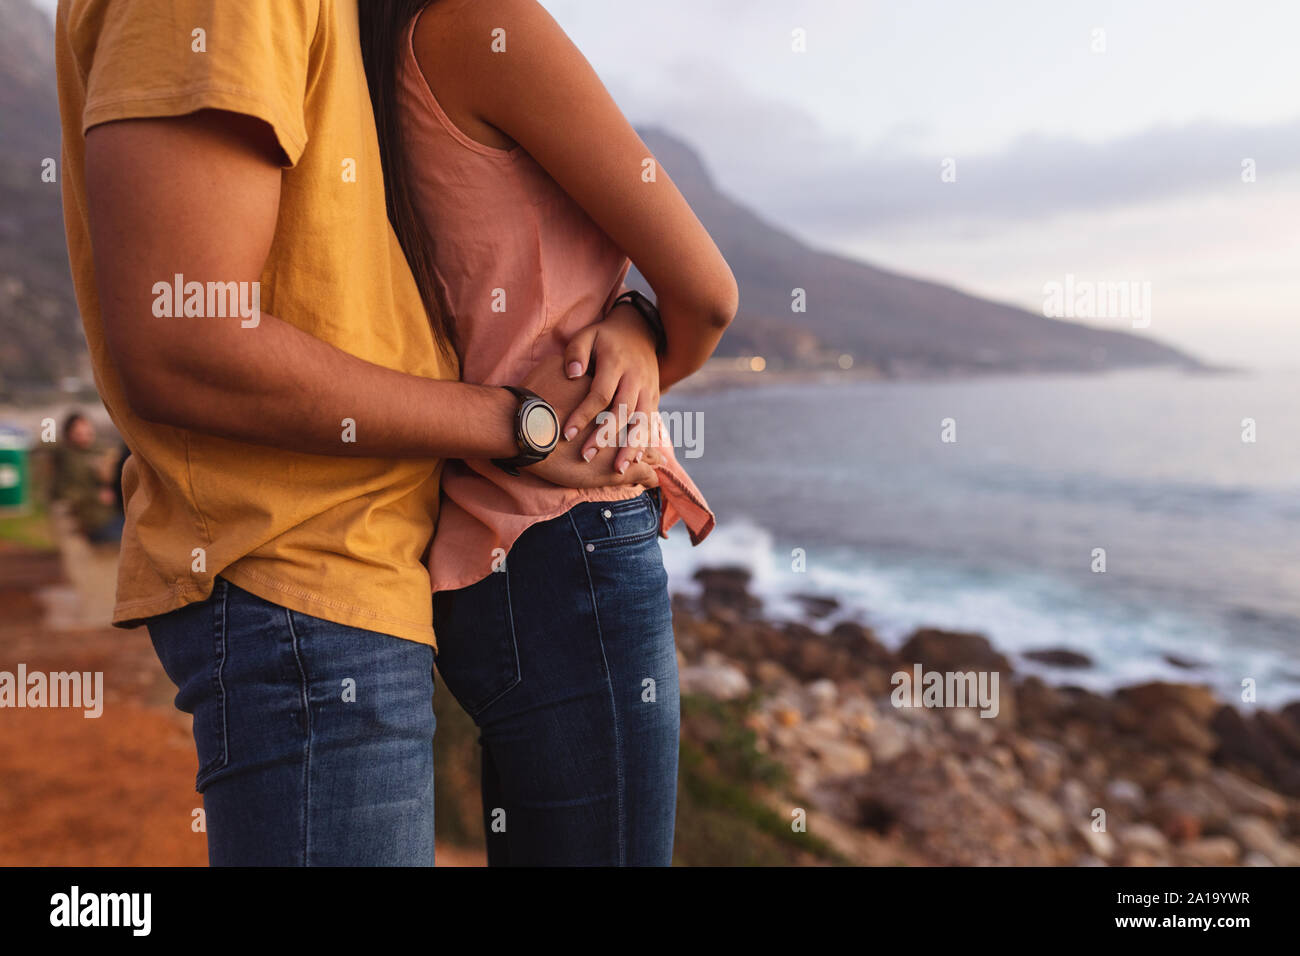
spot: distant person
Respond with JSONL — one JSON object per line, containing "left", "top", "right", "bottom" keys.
{"left": 49, "top": 411, "right": 122, "bottom": 544}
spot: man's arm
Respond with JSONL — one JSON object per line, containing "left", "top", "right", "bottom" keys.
{"left": 85, "top": 109, "right": 520, "bottom": 460}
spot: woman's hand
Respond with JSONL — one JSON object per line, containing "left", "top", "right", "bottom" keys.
{"left": 519, "top": 352, "right": 660, "bottom": 489}
{"left": 524, "top": 432, "right": 662, "bottom": 490}
{"left": 559, "top": 303, "right": 660, "bottom": 474}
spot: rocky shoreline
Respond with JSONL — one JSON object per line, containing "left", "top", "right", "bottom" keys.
{"left": 671, "top": 566, "right": 1300, "bottom": 866}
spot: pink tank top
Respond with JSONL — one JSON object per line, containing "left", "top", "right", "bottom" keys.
{"left": 397, "top": 15, "right": 714, "bottom": 593}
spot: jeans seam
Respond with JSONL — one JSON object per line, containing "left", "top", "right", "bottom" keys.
{"left": 500, "top": 560, "right": 522, "bottom": 702}
{"left": 200, "top": 579, "right": 230, "bottom": 789}
{"left": 284, "top": 607, "right": 312, "bottom": 867}
{"left": 582, "top": 526, "right": 661, "bottom": 549}
{"left": 566, "top": 508, "right": 627, "bottom": 865}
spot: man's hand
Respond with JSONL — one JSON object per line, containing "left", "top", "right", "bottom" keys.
{"left": 519, "top": 352, "right": 659, "bottom": 488}
{"left": 558, "top": 302, "right": 661, "bottom": 473}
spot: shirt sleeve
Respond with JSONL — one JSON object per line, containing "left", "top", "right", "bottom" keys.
{"left": 79, "top": 0, "right": 318, "bottom": 167}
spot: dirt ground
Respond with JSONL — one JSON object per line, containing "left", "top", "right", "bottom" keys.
{"left": 0, "top": 543, "right": 483, "bottom": 866}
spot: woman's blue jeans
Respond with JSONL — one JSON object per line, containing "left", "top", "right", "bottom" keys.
{"left": 433, "top": 488, "right": 681, "bottom": 866}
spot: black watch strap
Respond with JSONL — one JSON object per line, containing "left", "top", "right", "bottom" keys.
{"left": 491, "top": 385, "right": 559, "bottom": 477}
{"left": 612, "top": 290, "right": 667, "bottom": 355}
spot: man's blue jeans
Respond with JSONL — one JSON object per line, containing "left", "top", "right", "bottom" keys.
{"left": 147, "top": 578, "right": 437, "bottom": 866}
{"left": 433, "top": 489, "right": 680, "bottom": 866}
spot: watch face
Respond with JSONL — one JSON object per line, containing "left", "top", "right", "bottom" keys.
{"left": 523, "top": 402, "right": 558, "bottom": 450}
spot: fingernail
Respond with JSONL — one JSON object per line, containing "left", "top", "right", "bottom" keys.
{"left": 616, "top": 461, "right": 628, "bottom": 475}
{"left": 564, "top": 426, "right": 578, "bottom": 441}
{"left": 582, "top": 447, "right": 597, "bottom": 462}
{"left": 635, "top": 450, "right": 644, "bottom": 462}
{"left": 567, "top": 362, "right": 583, "bottom": 378}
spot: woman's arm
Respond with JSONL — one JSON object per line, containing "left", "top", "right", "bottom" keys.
{"left": 413, "top": 0, "right": 739, "bottom": 387}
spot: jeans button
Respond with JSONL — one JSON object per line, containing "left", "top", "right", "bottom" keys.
{"left": 586, "top": 543, "right": 595, "bottom": 552}
{"left": 602, "top": 509, "right": 612, "bottom": 518}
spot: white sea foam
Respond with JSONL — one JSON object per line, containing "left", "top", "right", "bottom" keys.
{"left": 661, "top": 517, "right": 1300, "bottom": 705}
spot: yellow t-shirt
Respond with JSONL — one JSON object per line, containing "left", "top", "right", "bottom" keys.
{"left": 55, "top": 0, "right": 456, "bottom": 645}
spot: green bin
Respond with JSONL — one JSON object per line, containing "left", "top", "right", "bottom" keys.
{"left": 0, "top": 426, "right": 31, "bottom": 513}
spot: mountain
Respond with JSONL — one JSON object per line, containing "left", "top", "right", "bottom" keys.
{"left": 0, "top": 0, "right": 86, "bottom": 394}
{"left": 631, "top": 128, "right": 1200, "bottom": 375}
{"left": 0, "top": 0, "right": 1199, "bottom": 396}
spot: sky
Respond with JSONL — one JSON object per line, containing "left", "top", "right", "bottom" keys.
{"left": 539, "top": 0, "right": 1300, "bottom": 370}
{"left": 33, "top": 0, "right": 1298, "bottom": 369}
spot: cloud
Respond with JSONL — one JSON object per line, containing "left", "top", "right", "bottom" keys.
{"left": 610, "top": 55, "right": 1300, "bottom": 242}
{"left": 791, "top": 118, "right": 1300, "bottom": 240}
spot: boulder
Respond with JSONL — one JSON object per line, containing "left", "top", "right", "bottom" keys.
{"left": 1104, "top": 778, "right": 1145, "bottom": 809}
{"left": 1212, "top": 706, "right": 1282, "bottom": 771}
{"left": 1077, "top": 823, "right": 1117, "bottom": 861}
{"left": 1119, "top": 823, "right": 1170, "bottom": 855}
{"left": 1116, "top": 682, "right": 1219, "bottom": 723}
{"left": 863, "top": 717, "right": 910, "bottom": 765}
{"left": 808, "top": 738, "right": 871, "bottom": 777}
{"left": 897, "top": 628, "right": 1013, "bottom": 674}
{"left": 1123, "top": 849, "right": 1167, "bottom": 867}
{"left": 827, "top": 620, "right": 895, "bottom": 665}
{"left": 1017, "top": 739, "right": 1065, "bottom": 791}
{"left": 1150, "top": 782, "right": 1230, "bottom": 840}
{"left": 805, "top": 678, "right": 838, "bottom": 711}
{"left": 792, "top": 593, "right": 840, "bottom": 619}
{"left": 1056, "top": 778, "right": 1091, "bottom": 821}
{"left": 1012, "top": 791, "right": 1067, "bottom": 835}
{"left": 693, "top": 566, "right": 762, "bottom": 615}
{"left": 679, "top": 661, "right": 751, "bottom": 701}
{"left": 752, "top": 659, "right": 796, "bottom": 689}
{"left": 1023, "top": 648, "right": 1093, "bottom": 669}
{"left": 1227, "top": 815, "right": 1300, "bottom": 866}
{"left": 1146, "top": 707, "right": 1218, "bottom": 754}
{"left": 1209, "top": 768, "right": 1288, "bottom": 820}
{"left": 1015, "top": 676, "right": 1065, "bottom": 726}
{"left": 788, "top": 629, "right": 839, "bottom": 680}
{"left": 1058, "top": 686, "right": 1116, "bottom": 726}
{"left": 1258, "top": 710, "right": 1300, "bottom": 759}
{"left": 1178, "top": 836, "right": 1240, "bottom": 866}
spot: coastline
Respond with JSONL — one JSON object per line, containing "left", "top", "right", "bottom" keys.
{"left": 671, "top": 564, "right": 1300, "bottom": 865}
{"left": 664, "top": 359, "right": 1244, "bottom": 397}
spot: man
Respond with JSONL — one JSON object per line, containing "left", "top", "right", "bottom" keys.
{"left": 55, "top": 0, "right": 655, "bottom": 865}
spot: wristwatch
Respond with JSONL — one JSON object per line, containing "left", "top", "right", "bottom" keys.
{"left": 612, "top": 290, "right": 667, "bottom": 356}
{"left": 491, "top": 385, "right": 559, "bottom": 476}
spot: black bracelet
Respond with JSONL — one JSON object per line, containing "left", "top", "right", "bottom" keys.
{"left": 612, "top": 290, "right": 667, "bottom": 356}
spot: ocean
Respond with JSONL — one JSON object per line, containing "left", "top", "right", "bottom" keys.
{"left": 658, "top": 367, "right": 1300, "bottom": 704}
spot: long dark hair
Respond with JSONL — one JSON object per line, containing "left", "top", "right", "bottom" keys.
{"left": 359, "top": 0, "right": 458, "bottom": 360}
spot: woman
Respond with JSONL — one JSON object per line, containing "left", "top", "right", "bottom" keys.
{"left": 361, "top": 0, "right": 737, "bottom": 865}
